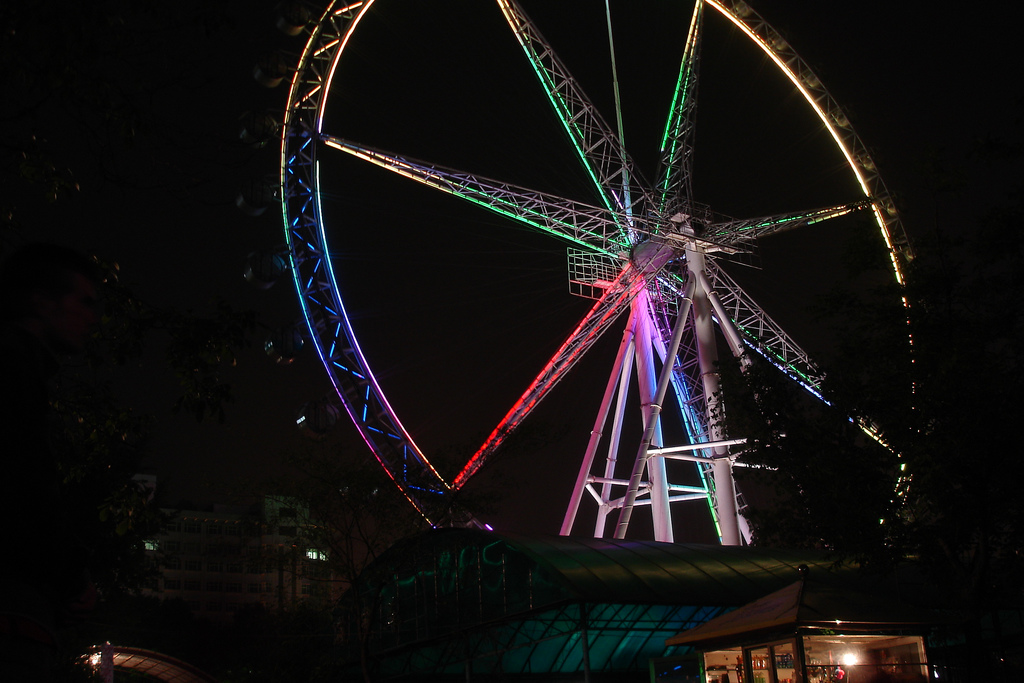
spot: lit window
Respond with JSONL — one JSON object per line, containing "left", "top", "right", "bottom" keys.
{"left": 144, "top": 539, "right": 158, "bottom": 552}
{"left": 306, "top": 549, "right": 327, "bottom": 561}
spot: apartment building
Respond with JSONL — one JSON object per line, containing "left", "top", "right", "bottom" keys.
{"left": 144, "top": 497, "right": 335, "bottom": 623}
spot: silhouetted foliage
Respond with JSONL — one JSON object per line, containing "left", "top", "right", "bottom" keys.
{"left": 725, "top": 355, "right": 900, "bottom": 562}
{"left": 732, "top": 130, "right": 1024, "bottom": 626}
{"left": 91, "top": 259, "right": 257, "bottom": 422}
{"left": 1, "top": 0, "right": 250, "bottom": 232}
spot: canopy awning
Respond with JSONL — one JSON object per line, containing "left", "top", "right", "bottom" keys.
{"left": 667, "top": 569, "right": 939, "bottom": 648}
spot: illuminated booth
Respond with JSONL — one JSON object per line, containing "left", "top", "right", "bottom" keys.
{"left": 666, "top": 568, "right": 936, "bottom": 683}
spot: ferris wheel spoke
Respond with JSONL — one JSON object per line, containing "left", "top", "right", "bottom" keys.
{"left": 453, "top": 261, "right": 650, "bottom": 489}
{"left": 496, "top": 0, "right": 652, "bottom": 223}
{"left": 704, "top": 259, "right": 825, "bottom": 395}
{"left": 324, "top": 137, "right": 632, "bottom": 255}
{"left": 705, "top": 199, "right": 875, "bottom": 248}
{"left": 655, "top": 0, "right": 703, "bottom": 214}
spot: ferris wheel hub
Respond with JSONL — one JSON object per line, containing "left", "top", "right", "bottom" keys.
{"left": 630, "top": 238, "right": 677, "bottom": 276}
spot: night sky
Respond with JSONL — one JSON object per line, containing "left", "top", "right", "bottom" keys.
{"left": 12, "top": 1, "right": 1020, "bottom": 540}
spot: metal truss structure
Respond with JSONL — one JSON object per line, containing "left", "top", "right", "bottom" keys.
{"left": 278, "top": 0, "right": 910, "bottom": 542}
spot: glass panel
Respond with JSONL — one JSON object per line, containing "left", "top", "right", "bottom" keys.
{"left": 704, "top": 648, "right": 744, "bottom": 683}
{"left": 802, "top": 634, "right": 928, "bottom": 683}
{"left": 749, "top": 647, "right": 770, "bottom": 683}
{"left": 772, "top": 641, "right": 796, "bottom": 683}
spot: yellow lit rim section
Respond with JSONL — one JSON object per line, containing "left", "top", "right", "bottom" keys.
{"left": 706, "top": 1, "right": 913, "bottom": 478}
{"left": 280, "top": 2, "right": 371, "bottom": 251}
{"left": 281, "top": 0, "right": 452, "bottom": 526}
{"left": 317, "top": 2, "right": 375, "bottom": 133}
{"left": 706, "top": 0, "right": 905, "bottom": 286}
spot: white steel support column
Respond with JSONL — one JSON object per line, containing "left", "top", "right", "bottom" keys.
{"left": 699, "top": 270, "right": 750, "bottom": 369}
{"left": 561, "top": 307, "right": 639, "bottom": 536}
{"left": 634, "top": 292, "right": 672, "bottom": 541}
{"left": 594, "top": 333, "right": 635, "bottom": 536}
{"left": 701, "top": 270, "right": 754, "bottom": 543}
{"left": 613, "top": 277, "right": 695, "bottom": 540}
{"left": 687, "top": 247, "right": 741, "bottom": 545}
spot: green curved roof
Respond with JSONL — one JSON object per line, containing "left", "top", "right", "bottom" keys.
{"left": 366, "top": 527, "right": 843, "bottom": 608}
{"left": 495, "top": 530, "right": 842, "bottom": 606}
{"left": 345, "top": 529, "right": 857, "bottom": 679}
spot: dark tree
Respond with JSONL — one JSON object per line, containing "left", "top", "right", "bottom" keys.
{"left": 250, "top": 441, "right": 428, "bottom": 682}
{"left": 732, "top": 128, "right": 1024, "bottom": 671}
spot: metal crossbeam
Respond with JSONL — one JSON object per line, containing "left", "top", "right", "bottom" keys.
{"left": 497, "top": 0, "right": 653, "bottom": 221}
{"left": 704, "top": 261, "right": 825, "bottom": 393}
{"left": 707, "top": 199, "right": 873, "bottom": 247}
{"left": 454, "top": 261, "right": 648, "bottom": 488}
{"left": 656, "top": 0, "right": 703, "bottom": 212}
{"left": 323, "top": 138, "right": 630, "bottom": 255}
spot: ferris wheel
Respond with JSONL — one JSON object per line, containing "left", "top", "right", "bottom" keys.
{"left": 273, "top": 0, "right": 910, "bottom": 544}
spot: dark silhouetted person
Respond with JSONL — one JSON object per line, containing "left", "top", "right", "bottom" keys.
{"left": 0, "top": 244, "right": 100, "bottom": 681}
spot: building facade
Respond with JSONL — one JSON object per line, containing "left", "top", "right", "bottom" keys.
{"left": 143, "top": 497, "right": 335, "bottom": 623}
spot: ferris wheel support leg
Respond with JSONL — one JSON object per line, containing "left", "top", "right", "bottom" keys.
{"left": 634, "top": 297, "right": 672, "bottom": 542}
{"left": 613, "top": 279, "right": 695, "bottom": 540}
{"left": 699, "top": 271, "right": 749, "bottom": 368}
{"left": 690, "top": 258, "right": 741, "bottom": 545}
{"left": 561, "top": 307, "right": 639, "bottom": 536}
{"left": 595, "top": 328, "right": 636, "bottom": 537}
{"left": 700, "top": 271, "right": 756, "bottom": 544}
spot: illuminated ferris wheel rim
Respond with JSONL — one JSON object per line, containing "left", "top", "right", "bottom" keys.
{"left": 278, "top": 0, "right": 911, "bottom": 526}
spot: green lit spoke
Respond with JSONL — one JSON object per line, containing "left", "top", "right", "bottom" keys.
{"left": 702, "top": 261, "right": 825, "bottom": 393}
{"left": 496, "top": 0, "right": 651, "bottom": 230}
{"left": 705, "top": 200, "right": 875, "bottom": 249}
{"left": 324, "top": 137, "right": 632, "bottom": 256}
{"left": 655, "top": 0, "right": 703, "bottom": 213}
